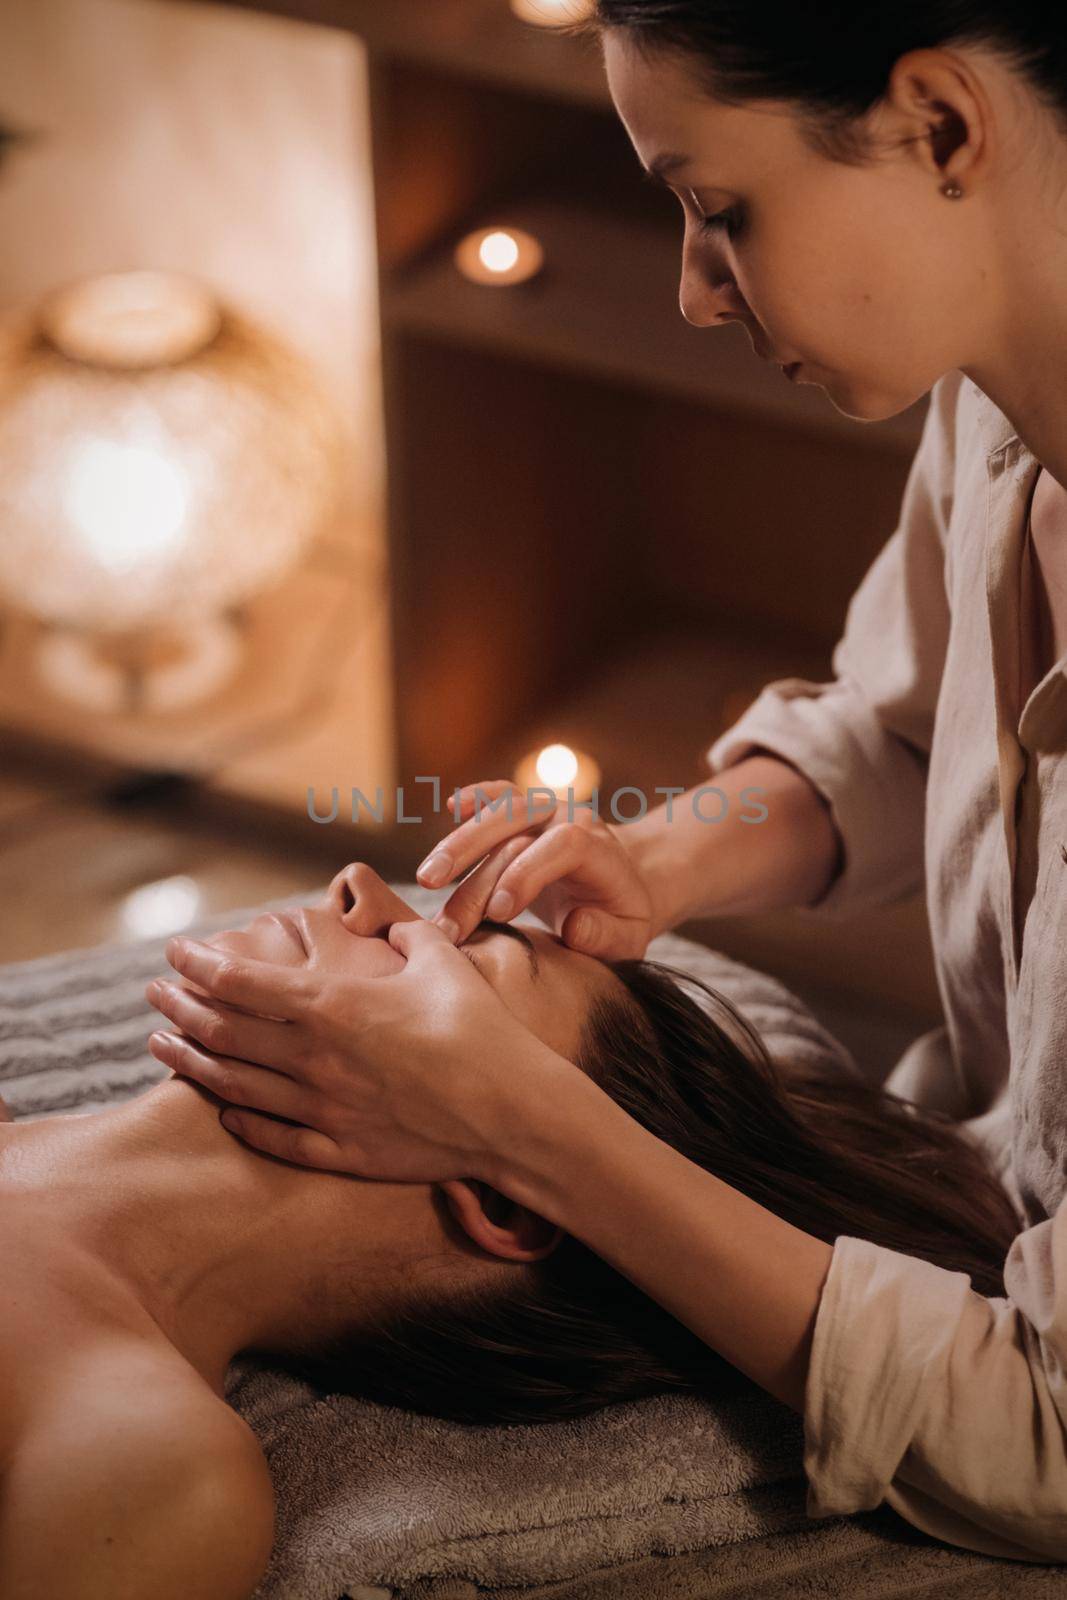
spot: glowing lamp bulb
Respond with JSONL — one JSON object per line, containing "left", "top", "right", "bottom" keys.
{"left": 454, "top": 226, "right": 545, "bottom": 287}
{"left": 0, "top": 269, "right": 341, "bottom": 712}
{"left": 510, "top": 0, "right": 596, "bottom": 25}
{"left": 536, "top": 743, "right": 579, "bottom": 789}
{"left": 63, "top": 436, "right": 189, "bottom": 574}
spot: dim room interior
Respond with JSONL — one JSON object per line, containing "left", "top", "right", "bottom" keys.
{"left": 0, "top": 2, "right": 1035, "bottom": 1599}
{"left": 0, "top": 0, "right": 937, "bottom": 1069}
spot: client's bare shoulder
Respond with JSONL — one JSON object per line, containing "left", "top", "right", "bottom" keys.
{"left": 0, "top": 1130, "right": 273, "bottom": 1600}
{"left": 0, "top": 1334, "right": 274, "bottom": 1599}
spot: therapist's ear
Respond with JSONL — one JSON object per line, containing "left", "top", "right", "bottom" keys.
{"left": 440, "top": 1180, "right": 564, "bottom": 1262}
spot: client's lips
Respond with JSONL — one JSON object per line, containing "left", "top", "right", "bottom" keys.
{"left": 780, "top": 361, "right": 802, "bottom": 380}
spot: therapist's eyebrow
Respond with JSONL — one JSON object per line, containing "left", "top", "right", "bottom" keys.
{"left": 465, "top": 919, "right": 541, "bottom": 979}
{"left": 642, "top": 151, "right": 692, "bottom": 184}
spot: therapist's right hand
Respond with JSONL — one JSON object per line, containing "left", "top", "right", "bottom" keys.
{"left": 417, "top": 780, "right": 657, "bottom": 959}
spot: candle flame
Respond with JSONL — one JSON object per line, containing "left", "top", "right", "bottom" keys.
{"left": 535, "top": 743, "right": 580, "bottom": 789}
{"left": 478, "top": 231, "right": 521, "bottom": 274}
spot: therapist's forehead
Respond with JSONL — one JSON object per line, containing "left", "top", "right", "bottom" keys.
{"left": 603, "top": 30, "right": 715, "bottom": 152}
{"left": 603, "top": 31, "right": 778, "bottom": 187}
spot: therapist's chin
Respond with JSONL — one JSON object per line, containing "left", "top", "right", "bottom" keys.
{"left": 818, "top": 370, "right": 931, "bottom": 424}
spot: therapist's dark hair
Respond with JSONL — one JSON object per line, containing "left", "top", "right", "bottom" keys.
{"left": 587, "top": 3, "right": 1067, "bottom": 158}
{"left": 288, "top": 959, "right": 1020, "bottom": 1424}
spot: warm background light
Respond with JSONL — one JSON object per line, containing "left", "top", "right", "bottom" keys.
{"left": 0, "top": 0, "right": 397, "bottom": 965}
{"left": 454, "top": 225, "right": 545, "bottom": 286}
{"left": 0, "top": 269, "right": 342, "bottom": 710}
{"left": 536, "top": 742, "right": 578, "bottom": 788}
{"left": 120, "top": 874, "right": 202, "bottom": 938}
{"left": 64, "top": 437, "right": 188, "bottom": 574}
{"left": 42, "top": 270, "right": 223, "bottom": 368}
{"left": 509, "top": 0, "right": 596, "bottom": 25}
{"left": 514, "top": 741, "right": 601, "bottom": 802}
{"left": 479, "top": 230, "right": 520, "bottom": 274}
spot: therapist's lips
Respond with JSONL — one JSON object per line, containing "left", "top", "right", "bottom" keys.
{"left": 752, "top": 337, "right": 803, "bottom": 380}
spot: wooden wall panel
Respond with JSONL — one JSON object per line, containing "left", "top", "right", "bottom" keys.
{"left": 630, "top": 398, "right": 914, "bottom": 644}
{"left": 385, "top": 337, "right": 645, "bottom": 782}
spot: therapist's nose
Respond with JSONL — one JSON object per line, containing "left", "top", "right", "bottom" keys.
{"left": 678, "top": 230, "right": 744, "bottom": 329}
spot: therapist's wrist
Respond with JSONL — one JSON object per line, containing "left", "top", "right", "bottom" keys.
{"left": 619, "top": 808, "right": 699, "bottom": 936}
{"left": 492, "top": 1052, "right": 640, "bottom": 1229}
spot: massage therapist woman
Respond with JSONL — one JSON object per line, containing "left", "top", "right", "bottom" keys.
{"left": 150, "top": 2, "right": 1067, "bottom": 1562}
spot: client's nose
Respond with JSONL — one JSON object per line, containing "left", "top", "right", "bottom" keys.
{"left": 325, "top": 865, "right": 358, "bottom": 916}
{"left": 323, "top": 861, "right": 420, "bottom": 936}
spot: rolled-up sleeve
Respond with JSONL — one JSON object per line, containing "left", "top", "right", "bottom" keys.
{"left": 707, "top": 373, "right": 961, "bottom": 917}
{"left": 804, "top": 1205, "right": 1067, "bottom": 1562}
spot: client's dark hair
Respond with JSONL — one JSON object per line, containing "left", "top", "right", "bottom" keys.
{"left": 284, "top": 960, "right": 1019, "bottom": 1424}
{"left": 583, "top": 3, "right": 1067, "bottom": 158}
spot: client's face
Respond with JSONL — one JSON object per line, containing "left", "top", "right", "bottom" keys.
{"left": 209, "top": 865, "right": 622, "bottom": 1066}
{"left": 200, "top": 867, "right": 627, "bottom": 1288}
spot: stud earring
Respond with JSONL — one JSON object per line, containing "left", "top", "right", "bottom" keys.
{"left": 940, "top": 180, "right": 963, "bottom": 199}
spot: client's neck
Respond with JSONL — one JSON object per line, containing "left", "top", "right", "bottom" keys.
{"left": 5, "top": 1078, "right": 448, "bottom": 1394}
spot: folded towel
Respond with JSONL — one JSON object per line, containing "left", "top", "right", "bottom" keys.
{"left": 2, "top": 886, "right": 1050, "bottom": 1598}
{"left": 391, "top": 1510, "right": 1067, "bottom": 1600}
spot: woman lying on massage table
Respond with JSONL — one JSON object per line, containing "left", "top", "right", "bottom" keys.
{"left": 0, "top": 867, "right": 1015, "bottom": 1599}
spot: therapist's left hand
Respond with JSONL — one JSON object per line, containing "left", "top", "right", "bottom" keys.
{"left": 144, "top": 894, "right": 569, "bottom": 1186}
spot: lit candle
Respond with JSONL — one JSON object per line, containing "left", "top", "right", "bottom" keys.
{"left": 509, "top": 0, "right": 596, "bottom": 25}
{"left": 454, "top": 226, "right": 545, "bottom": 287}
{"left": 514, "top": 742, "right": 601, "bottom": 804}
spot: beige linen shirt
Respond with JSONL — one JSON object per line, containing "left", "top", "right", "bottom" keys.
{"left": 707, "top": 369, "right": 1067, "bottom": 1562}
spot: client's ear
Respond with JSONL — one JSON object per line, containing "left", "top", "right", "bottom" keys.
{"left": 440, "top": 1180, "right": 564, "bottom": 1262}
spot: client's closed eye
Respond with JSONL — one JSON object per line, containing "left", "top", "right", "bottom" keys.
{"left": 462, "top": 920, "right": 542, "bottom": 980}
{"left": 458, "top": 941, "right": 485, "bottom": 974}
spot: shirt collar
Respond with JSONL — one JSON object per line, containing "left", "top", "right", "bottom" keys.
{"left": 966, "top": 375, "right": 1023, "bottom": 457}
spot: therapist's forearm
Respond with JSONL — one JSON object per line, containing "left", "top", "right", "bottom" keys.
{"left": 511, "top": 1062, "right": 834, "bottom": 1413}
{"left": 625, "top": 754, "right": 843, "bottom": 932}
